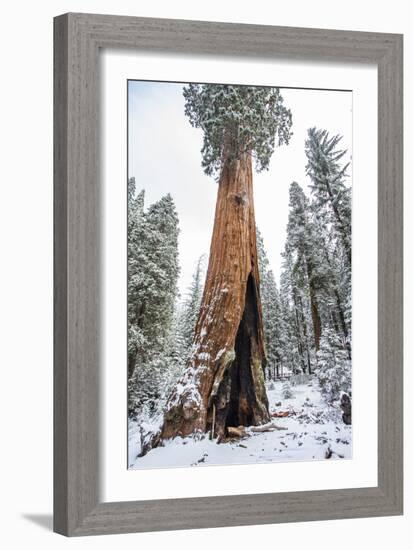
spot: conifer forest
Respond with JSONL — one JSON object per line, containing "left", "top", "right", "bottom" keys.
{"left": 127, "top": 81, "right": 352, "bottom": 468}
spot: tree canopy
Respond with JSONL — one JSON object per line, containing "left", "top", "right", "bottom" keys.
{"left": 305, "top": 127, "right": 351, "bottom": 266}
{"left": 183, "top": 84, "right": 293, "bottom": 177}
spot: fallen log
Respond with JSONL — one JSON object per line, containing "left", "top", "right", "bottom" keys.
{"left": 227, "top": 422, "right": 288, "bottom": 439}
{"left": 248, "top": 422, "right": 288, "bottom": 433}
{"left": 227, "top": 426, "right": 247, "bottom": 438}
{"left": 271, "top": 411, "right": 290, "bottom": 418}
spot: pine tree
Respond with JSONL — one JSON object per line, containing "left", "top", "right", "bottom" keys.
{"left": 286, "top": 182, "right": 323, "bottom": 355}
{"left": 161, "top": 311, "right": 187, "bottom": 406}
{"left": 280, "top": 247, "right": 313, "bottom": 374}
{"left": 180, "top": 255, "right": 206, "bottom": 358}
{"left": 141, "top": 194, "right": 180, "bottom": 343}
{"left": 127, "top": 188, "right": 180, "bottom": 417}
{"left": 282, "top": 380, "right": 294, "bottom": 399}
{"left": 305, "top": 128, "right": 352, "bottom": 356}
{"left": 127, "top": 182, "right": 146, "bottom": 378}
{"left": 316, "top": 327, "right": 351, "bottom": 404}
{"left": 277, "top": 287, "right": 298, "bottom": 377}
{"left": 311, "top": 214, "right": 351, "bottom": 356}
{"left": 257, "top": 229, "right": 283, "bottom": 380}
{"left": 305, "top": 128, "right": 351, "bottom": 267}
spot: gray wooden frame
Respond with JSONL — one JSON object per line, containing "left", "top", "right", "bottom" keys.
{"left": 54, "top": 13, "right": 403, "bottom": 536}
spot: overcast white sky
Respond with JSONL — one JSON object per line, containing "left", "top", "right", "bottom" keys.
{"left": 128, "top": 81, "right": 352, "bottom": 297}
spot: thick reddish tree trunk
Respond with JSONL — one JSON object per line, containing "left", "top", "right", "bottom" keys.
{"left": 159, "top": 152, "right": 270, "bottom": 442}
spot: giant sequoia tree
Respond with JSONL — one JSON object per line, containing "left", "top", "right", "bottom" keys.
{"left": 156, "top": 84, "right": 292, "bottom": 443}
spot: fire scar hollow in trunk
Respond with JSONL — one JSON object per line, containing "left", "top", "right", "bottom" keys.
{"left": 159, "top": 152, "right": 270, "bottom": 444}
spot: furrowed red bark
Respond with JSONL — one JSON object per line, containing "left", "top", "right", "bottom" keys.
{"left": 159, "top": 152, "right": 270, "bottom": 442}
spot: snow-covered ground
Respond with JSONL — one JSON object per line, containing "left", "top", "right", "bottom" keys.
{"left": 129, "top": 378, "right": 352, "bottom": 469}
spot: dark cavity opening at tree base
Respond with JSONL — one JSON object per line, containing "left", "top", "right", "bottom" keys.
{"left": 209, "top": 273, "right": 269, "bottom": 440}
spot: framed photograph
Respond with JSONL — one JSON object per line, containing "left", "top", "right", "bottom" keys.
{"left": 54, "top": 13, "right": 403, "bottom": 536}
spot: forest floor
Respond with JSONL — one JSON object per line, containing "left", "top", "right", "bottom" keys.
{"left": 129, "top": 377, "right": 352, "bottom": 469}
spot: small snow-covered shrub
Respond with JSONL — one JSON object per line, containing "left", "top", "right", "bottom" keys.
{"left": 316, "top": 329, "right": 351, "bottom": 405}
{"left": 282, "top": 380, "right": 294, "bottom": 399}
{"left": 267, "top": 381, "right": 275, "bottom": 391}
{"left": 291, "top": 373, "right": 310, "bottom": 386}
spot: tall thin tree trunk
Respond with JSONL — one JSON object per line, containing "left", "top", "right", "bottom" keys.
{"left": 291, "top": 288, "right": 307, "bottom": 373}
{"left": 304, "top": 254, "right": 322, "bottom": 353}
{"left": 325, "top": 179, "right": 351, "bottom": 266}
{"left": 159, "top": 152, "right": 270, "bottom": 443}
{"left": 320, "top": 242, "right": 351, "bottom": 358}
{"left": 309, "top": 289, "right": 322, "bottom": 353}
{"left": 298, "top": 295, "right": 312, "bottom": 373}
{"left": 333, "top": 289, "right": 351, "bottom": 354}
